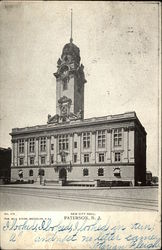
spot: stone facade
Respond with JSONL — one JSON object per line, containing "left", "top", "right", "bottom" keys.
{"left": 10, "top": 39, "right": 146, "bottom": 186}
{"left": 10, "top": 112, "right": 146, "bottom": 186}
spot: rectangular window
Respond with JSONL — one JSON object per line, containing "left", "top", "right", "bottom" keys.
{"left": 74, "top": 141, "right": 77, "bottom": 148}
{"left": 98, "top": 168, "right": 104, "bottom": 176}
{"left": 19, "top": 139, "right": 24, "bottom": 154}
{"left": 51, "top": 144, "right": 54, "bottom": 150}
{"left": 83, "top": 132, "right": 90, "bottom": 148}
{"left": 61, "top": 155, "right": 66, "bottom": 163}
{"left": 84, "top": 154, "right": 89, "bottom": 163}
{"left": 74, "top": 154, "right": 77, "bottom": 163}
{"left": 30, "top": 157, "right": 34, "bottom": 165}
{"left": 19, "top": 157, "right": 24, "bottom": 166}
{"left": 40, "top": 137, "right": 46, "bottom": 152}
{"left": 114, "top": 129, "right": 122, "bottom": 147}
{"left": 83, "top": 168, "right": 89, "bottom": 176}
{"left": 41, "top": 156, "right": 45, "bottom": 165}
{"left": 58, "top": 134, "right": 69, "bottom": 151}
{"left": 99, "top": 153, "right": 104, "bottom": 162}
{"left": 115, "top": 152, "right": 121, "bottom": 162}
{"left": 29, "top": 138, "right": 35, "bottom": 153}
{"left": 51, "top": 155, "right": 54, "bottom": 164}
{"left": 98, "top": 130, "right": 105, "bottom": 148}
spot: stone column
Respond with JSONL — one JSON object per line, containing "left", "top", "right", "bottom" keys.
{"left": 69, "top": 134, "right": 73, "bottom": 163}
{"left": 77, "top": 132, "right": 81, "bottom": 164}
{"left": 111, "top": 129, "right": 114, "bottom": 152}
{"left": 35, "top": 138, "right": 39, "bottom": 166}
{"left": 91, "top": 131, "right": 96, "bottom": 163}
{"left": 24, "top": 139, "right": 28, "bottom": 166}
{"left": 128, "top": 127, "right": 135, "bottom": 163}
{"left": 54, "top": 135, "right": 57, "bottom": 164}
{"left": 47, "top": 136, "right": 51, "bottom": 165}
{"left": 106, "top": 129, "right": 112, "bottom": 163}
{"left": 14, "top": 140, "right": 18, "bottom": 166}
{"left": 123, "top": 127, "right": 129, "bottom": 163}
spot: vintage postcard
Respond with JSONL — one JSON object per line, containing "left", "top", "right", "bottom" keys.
{"left": 0, "top": 1, "right": 161, "bottom": 249}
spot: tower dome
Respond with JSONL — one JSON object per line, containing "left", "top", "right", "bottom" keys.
{"left": 61, "top": 42, "right": 80, "bottom": 65}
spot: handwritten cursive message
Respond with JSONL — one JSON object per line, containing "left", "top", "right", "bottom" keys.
{"left": 1, "top": 212, "right": 161, "bottom": 250}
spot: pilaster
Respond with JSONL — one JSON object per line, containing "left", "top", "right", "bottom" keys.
{"left": 123, "top": 127, "right": 129, "bottom": 162}
{"left": 69, "top": 134, "right": 73, "bottom": 163}
{"left": 54, "top": 135, "right": 57, "bottom": 164}
{"left": 106, "top": 129, "right": 112, "bottom": 163}
{"left": 47, "top": 136, "right": 51, "bottom": 165}
{"left": 14, "top": 140, "right": 18, "bottom": 166}
{"left": 111, "top": 129, "right": 114, "bottom": 152}
{"left": 35, "top": 137, "right": 39, "bottom": 165}
{"left": 91, "top": 131, "right": 96, "bottom": 163}
{"left": 77, "top": 132, "right": 81, "bottom": 164}
{"left": 128, "top": 127, "right": 135, "bottom": 163}
{"left": 24, "top": 139, "right": 28, "bottom": 166}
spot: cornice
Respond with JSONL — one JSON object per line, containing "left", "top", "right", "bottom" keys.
{"left": 11, "top": 124, "right": 136, "bottom": 140}
{"left": 10, "top": 114, "right": 145, "bottom": 139}
{"left": 11, "top": 112, "right": 138, "bottom": 136}
{"left": 11, "top": 139, "right": 18, "bottom": 143}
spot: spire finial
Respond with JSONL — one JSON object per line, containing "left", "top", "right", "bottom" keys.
{"left": 70, "top": 9, "right": 73, "bottom": 43}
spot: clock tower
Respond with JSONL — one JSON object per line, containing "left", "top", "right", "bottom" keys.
{"left": 47, "top": 10, "right": 86, "bottom": 124}
{"left": 54, "top": 41, "right": 86, "bottom": 122}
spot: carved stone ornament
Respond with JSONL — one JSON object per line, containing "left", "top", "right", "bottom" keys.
{"left": 58, "top": 96, "right": 72, "bottom": 105}
{"left": 54, "top": 163, "right": 72, "bottom": 173}
{"left": 60, "top": 104, "right": 68, "bottom": 117}
{"left": 57, "top": 58, "right": 62, "bottom": 66}
{"left": 47, "top": 114, "right": 59, "bottom": 124}
{"left": 59, "top": 150, "right": 69, "bottom": 157}
{"left": 47, "top": 102, "right": 83, "bottom": 124}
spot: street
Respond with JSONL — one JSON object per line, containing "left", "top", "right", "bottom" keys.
{"left": 0, "top": 185, "right": 159, "bottom": 211}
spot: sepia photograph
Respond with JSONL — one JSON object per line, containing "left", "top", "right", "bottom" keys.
{"left": 0, "top": 1, "right": 161, "bottom": 249}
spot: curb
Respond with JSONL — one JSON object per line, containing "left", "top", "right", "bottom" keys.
{"left": 0, "top": 184, "right": 158, "bottom": 191}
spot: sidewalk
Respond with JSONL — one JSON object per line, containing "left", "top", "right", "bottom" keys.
{"left": 0, "top": 183, "right": 158, "bottom": 190}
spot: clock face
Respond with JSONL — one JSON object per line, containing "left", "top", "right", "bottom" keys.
{"left": 63, "top": 69, "right": 68, "bottom": 76}
{"left": 60, "top": 65, "right": 69, "bottom": 77}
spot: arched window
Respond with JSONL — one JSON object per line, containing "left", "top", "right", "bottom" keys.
{"left": 18, "top": 169, "right": 23, "bottom": 178}
{"left": 38, "top": 169, "right": 45, "bottom": 176}
{"left": 83, "top": 168, "right": 89, "bottom": 176}
{"left": 98, "top": 168, "right": 104, "bottom": 176}
{"left": 29, "top": 169, "right": 33, "bottom": 176}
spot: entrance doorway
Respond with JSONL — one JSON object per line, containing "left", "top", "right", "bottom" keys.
{"left": 59, "top": 168, "right": 67, "bottom": 182}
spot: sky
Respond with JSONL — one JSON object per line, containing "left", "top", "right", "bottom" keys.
{"left": 0, "top": 1, "right": 160, "bottom": 176}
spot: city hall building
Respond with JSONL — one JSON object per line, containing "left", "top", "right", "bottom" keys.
{"left": 10, "top": 37, "right": 146, "bottom": 186}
